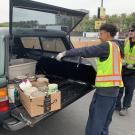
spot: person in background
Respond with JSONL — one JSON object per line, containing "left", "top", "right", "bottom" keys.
{"left": 56, "top": 23, "right": 123, "bottom": 135}
{"left": 116, "top": 24, "right": 135, "bottom": 116}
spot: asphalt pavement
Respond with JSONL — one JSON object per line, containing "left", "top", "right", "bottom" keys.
{"left": 1, "top": 90, "right": 135, "bottom": 135}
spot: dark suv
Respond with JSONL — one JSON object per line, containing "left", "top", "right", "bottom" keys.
{"left": 0, "top": 0, "right": 96, "bottom": 131}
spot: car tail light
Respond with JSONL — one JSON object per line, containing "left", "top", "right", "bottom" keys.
{"left": 0, "top": 88, "right": 9, "bottom": 112}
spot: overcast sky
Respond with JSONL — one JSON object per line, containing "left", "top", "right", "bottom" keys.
{"left": 0, "top": 0, "right": 135, "bottom": 23}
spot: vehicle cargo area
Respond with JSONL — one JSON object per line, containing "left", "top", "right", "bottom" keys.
{"left": 7, "top": 35, "right": 96, "bottom": 126}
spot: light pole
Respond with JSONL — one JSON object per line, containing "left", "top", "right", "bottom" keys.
{"left": 101, "top": 0, "right": 104, "bottom": 7}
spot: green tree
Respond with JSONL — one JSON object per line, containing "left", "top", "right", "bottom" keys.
{"left": 75, "top": 15, "right": 91, "bottom": 32}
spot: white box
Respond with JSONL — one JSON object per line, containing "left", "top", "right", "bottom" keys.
{"left": 9, "top": 58, "right": 37, "bottom": 80}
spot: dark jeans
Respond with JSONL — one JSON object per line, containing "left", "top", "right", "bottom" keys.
{"left": 85, "top": 93, "right": 117, "bottom": 135}
{"left": 116, "top": 76, "right": 135, "bottom": 109}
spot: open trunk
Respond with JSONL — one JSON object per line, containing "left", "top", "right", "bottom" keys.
{"left": 7, "top": 34, "right": 96, "bottom": 127}
{"left": 9, "top": 51, "right": 95, "bottom": 124}
{"left": 3, "top": 0, "right": 96, "bottom": 130}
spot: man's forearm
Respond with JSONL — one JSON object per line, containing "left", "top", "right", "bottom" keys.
{"left": 65, "top": 45, "right": 103, "bottom": 58}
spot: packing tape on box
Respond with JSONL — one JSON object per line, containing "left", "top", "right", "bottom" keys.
{"left": 44, "top": 95, "right": 58, "bottom": 112}
{"left": 44, "top": 95, "right": 51, "bottom": 112}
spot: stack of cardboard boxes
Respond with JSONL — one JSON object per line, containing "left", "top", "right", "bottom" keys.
{"left": 19, "top": 79, "right": 61, "bottom": 117}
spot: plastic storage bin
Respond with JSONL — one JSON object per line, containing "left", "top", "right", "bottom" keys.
{"left": 9, "top": 58, "right": 37, "bottom": 80}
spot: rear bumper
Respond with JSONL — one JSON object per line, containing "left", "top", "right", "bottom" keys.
{"left": 0, "top": 111, "right": 26, "bottom": 131}
{"left": 3, "top": 117, "right": 26, "bottom": 131}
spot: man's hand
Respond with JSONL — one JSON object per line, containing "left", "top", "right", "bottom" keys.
{"left": 56, "top": 51, "right": 66, "bottom": 61}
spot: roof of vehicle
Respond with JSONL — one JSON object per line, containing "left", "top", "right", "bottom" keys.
{"left": 12, "top": 0, "right": 87, "bottom": 17}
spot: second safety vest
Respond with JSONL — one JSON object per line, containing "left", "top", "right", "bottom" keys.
{"left": 124, "top": 39, "right": 135, "bottom": 69}
{"left": 95, "top": 41, "right": 123, "bottom": 87}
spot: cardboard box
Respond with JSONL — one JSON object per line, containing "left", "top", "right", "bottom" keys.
{"left": 19, "top": 90, "right": 61, "bottom": 117}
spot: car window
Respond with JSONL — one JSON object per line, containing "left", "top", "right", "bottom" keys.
{"left": 12, "top": 7, "right": 83, "bottom": 33}
{"left": 41, "top": 37, "right": 66, "bottom": 52}
{"left": 21, "top": 37, "right": 41, "bottom": 49}
{"left": 0, "top": 35, "right": 5, "bottom": 76}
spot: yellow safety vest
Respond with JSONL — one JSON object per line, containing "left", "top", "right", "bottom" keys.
{"left": 124, "top": 39, "right": 135, "bottom": 69}
{"left": 95, "top": 41, "right": 123, "bottom": 87}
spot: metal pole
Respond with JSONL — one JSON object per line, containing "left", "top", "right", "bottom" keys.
{"left": 101, "top": 0, "right": 103, "bottom": 7}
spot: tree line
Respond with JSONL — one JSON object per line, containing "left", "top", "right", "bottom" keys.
{"left": 75, "top": 12, "right": 135, "bottom": 32}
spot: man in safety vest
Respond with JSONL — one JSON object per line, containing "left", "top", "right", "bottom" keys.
{"left": 56, "top": 23, "right": 123, "bottom": 135}
{"left": 116, "top": 24, "right": 135, "bottom": 116}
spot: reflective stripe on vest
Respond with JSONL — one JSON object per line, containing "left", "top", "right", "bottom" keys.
{"left": 113, "top": 42, "right": 120, "bottom": 75}
{"left": 96, "top": 75, "right": 122, "bottom": 81}
{"left": 95, "top": 41, "right": 123, "bottom": 87}
{"left": 126, "top": 56, "right": 135, "bottom": 61}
